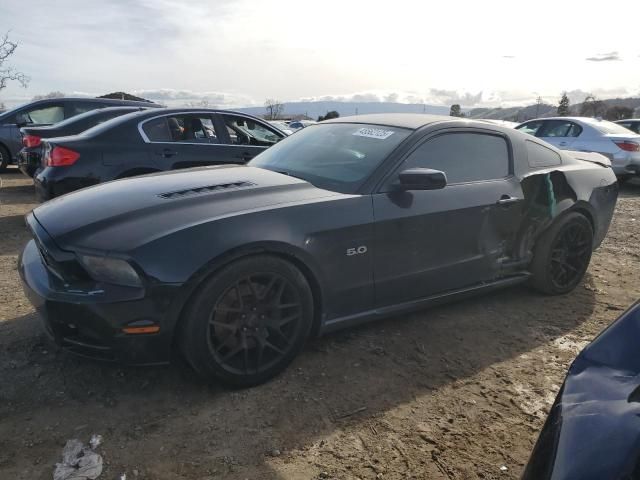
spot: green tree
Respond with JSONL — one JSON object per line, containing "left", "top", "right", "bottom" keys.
{"left": 449, "top": 104, "right": 464, "bottom": 117}
{"left": 557, "top": 92, "right": 570, "bottom": 116}
{"left": 318, "top": 110, "right": 340, "bottom": 121}
{"left": 605, "top": 105, "right": 633, "bottom": 121}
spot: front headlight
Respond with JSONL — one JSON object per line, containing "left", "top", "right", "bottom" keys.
{"left": 78, "top": 254, "right": 142, "bottom": 287}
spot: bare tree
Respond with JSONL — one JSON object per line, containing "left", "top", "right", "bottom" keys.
{"left": 32, "top": 91, "right": 65, "bottom": 101}
{"left": 580, "top": 94, "right": 606, "bottom": 118}
{"left": 0, "top": 32, "right": 29, "bottom": 92}
{"left": 264, "top": 99, "right": 284, "bottom": 120}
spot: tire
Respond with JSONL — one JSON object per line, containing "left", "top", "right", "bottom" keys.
{"left": 0, "top": 145, "right": 10, "bottom": 172}
{"left": 179, "top": 255, "right": 314, "bottom": 387}
{"left": 529, "top": 212, "right": 593, "bottom": 295}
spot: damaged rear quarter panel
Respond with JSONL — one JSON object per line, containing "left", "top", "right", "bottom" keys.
{"left": 516, "top": 146, "right": 618, "bottom": 260}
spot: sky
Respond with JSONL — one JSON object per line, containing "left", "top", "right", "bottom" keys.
{"left": 1, "top": 0, "right": 640, "bottom": 109}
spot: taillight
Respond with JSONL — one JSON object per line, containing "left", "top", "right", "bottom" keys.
{"left": 613, "top": 140, "right": 640, "bottom": 152}
{"left": 45, "top": 146, "right": 80, "bottom": 166}
{"left": 22, "top": 134, "right": 42, "bottom": 148}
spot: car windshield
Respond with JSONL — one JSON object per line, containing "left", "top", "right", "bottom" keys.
{"left": 249, "top": 123, "right": 411, "bottom": 193}
{"left": 590, "top": 120, "right": 637, "bottom": 135}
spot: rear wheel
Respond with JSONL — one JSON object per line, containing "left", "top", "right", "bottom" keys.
{"left": 180, "top": 255, "right": 314, "bottom": 387}
{"left": 530, "top": 212, "right": 593, "bottom": 295}
{"left": 0, "top": 145, "right": 10, "bottom": 172}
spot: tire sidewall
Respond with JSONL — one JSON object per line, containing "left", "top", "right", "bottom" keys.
{"left": 532, "top": 212, "right": 593, "bottom": 295}
{"left": 182, "top": 255, "right": 314, "bottom": 387}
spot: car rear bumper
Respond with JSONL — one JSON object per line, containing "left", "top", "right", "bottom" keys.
{"left": 17, "top": 148, "right": 41, "bottom": 177}
{"left": 611, "top": 151, "right": 640, "bottom": 176}
{"left": 33, "top": 167, "right": 98, "bottom": 202}
{"left": 19, "top": 239, "right": 178, "bottom": 365}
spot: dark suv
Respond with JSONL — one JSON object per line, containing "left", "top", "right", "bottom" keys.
{"left": 0, "top": 97, "right": 159, "bottom": 170}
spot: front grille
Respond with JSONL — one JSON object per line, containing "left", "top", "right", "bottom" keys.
{"left": 158, "top": 181, "right": 255, "bottom": 199}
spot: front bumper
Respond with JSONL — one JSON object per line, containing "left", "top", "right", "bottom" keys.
{"left": 19, "top": 238, "right": 179, "bottom": 365}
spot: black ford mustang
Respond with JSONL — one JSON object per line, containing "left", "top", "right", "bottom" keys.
{"left": 19, "top": 114, "right": 618, "bottom": 386}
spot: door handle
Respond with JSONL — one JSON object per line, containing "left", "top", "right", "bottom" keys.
{"left": 559, "top": 141, "right": 568, "bottom": 146}
{"left": 156, "top": 148, "right": 177, "bottom": 158}
{"left": 496, "top": 195, "right": 521, "bottom": 206}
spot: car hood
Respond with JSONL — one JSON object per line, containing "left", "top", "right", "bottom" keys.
{"left": 33, "top": 165, "right": 341, "bottom": 252}
{"left": 523, "top": 301, "right": 640, "bottom": 480}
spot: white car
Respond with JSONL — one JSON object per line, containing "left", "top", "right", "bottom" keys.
{"left": 479, "top": 119, "right": 519, "bottom": 128}
{"left": 268, "top": 121, "right": 293, "bottom": 135}
{"left": 516, "top": 117, "right": 640, "bottom": 181}
{"left": 288, "top": 119, "right": 316, "bottom": 131}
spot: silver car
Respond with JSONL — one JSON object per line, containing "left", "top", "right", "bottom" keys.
{"left": 516, "top": 117, "right": 640, "bottom": 180}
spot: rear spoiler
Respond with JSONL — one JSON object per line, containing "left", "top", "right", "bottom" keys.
{"left": 566, "top": 150, "right": 611, "bottom": 168}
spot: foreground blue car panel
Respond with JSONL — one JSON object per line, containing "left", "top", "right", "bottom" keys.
{"left": 524, "top": 301, "right": 640, "bottom": 479}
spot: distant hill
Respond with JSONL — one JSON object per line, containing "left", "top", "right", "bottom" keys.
{"left": 470, "top": 97, "right": 640, "bottom": 122}
{"left": 235, "top": 101, "right": 449, "bottom": 120}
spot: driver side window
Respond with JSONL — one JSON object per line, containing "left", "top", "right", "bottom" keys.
{"left": 401, "top": 132, "right": 510, "bottom": 184}
{"left": 222, "top": 114, "right": 283, "bottom": 146}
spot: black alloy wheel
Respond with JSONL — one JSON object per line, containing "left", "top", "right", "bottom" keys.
{"left": 207, "top": 273, "right": 304, "bottom": 375}
{"left": 530, "top": 212, "right": 593, "bottom": 295}
{"left": 180, "top": 255, "right": 314, "bottom": 387}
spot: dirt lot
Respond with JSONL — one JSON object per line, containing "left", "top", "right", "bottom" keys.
{"left": 1, "top": 167, "right": 639, "bottom": 480}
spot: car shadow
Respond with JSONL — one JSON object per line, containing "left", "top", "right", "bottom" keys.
{"left": 619, "top": 179, "right": 640, "bottom": 198}
{"left": 0, "top": 278, "right": 598, "bottom": 479}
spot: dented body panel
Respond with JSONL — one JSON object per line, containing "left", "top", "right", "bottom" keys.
{"left": 18, "top": 114, "right": 619, "bottom": 364}
{"left": 524, "top": 301, "right": 640, "bottom": 480}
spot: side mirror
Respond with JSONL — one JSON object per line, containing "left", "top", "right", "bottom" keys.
{"left": 397, "top": 168, "right": 447, "bottom": 191}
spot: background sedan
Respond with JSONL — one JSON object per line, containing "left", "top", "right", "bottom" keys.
{"left": 17, "top": 106, "right": 148, "bottom": 177}
{"left": 615, "top": 118, "right": 640, "bottom": 134}
{"left": 516, "top": 117, "right": 640, "bottom": 181}
{"left": 33, "top": 108, "right": 286, "bottom": 201}
{"left": 0, "top": 96, "right": 158, "bottom": 171}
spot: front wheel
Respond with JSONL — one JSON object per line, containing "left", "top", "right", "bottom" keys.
{"left": 179, "top": 255, "right": 314, "bottom": 387}
{"left": 529, "top": 212, "right": 593, "bottom": 295}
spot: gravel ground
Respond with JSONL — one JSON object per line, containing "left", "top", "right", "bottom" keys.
{"left": 1, "top": 167, "right": 639, "bottom": 480}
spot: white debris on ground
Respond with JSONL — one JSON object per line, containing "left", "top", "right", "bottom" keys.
{"left": 53, "top": 436, "right": 103, "bottom": 480}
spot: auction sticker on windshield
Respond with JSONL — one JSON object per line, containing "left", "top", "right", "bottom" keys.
{"left": 353, "top": 127, "right": 395, "bottom": 140}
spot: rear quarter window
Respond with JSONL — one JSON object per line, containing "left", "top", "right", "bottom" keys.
{"left": 526, "top": 140, "right": 562, "bottom": 167}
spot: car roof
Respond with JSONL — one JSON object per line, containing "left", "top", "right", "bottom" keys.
{"left": 521, "top": 116, "right": 618, "bottom": 125}
{"left": 321, "top": 113, "right": 464, "bottom": 130}
{"left": 615, "top": 118, "right": 640, "bottom": 122}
